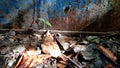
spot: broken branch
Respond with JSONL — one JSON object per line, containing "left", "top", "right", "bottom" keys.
{"left": 98, "top": 45, "right": 117, "bottom": 62}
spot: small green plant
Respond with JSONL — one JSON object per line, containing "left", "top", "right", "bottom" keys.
{"left": 37, "top": 18, "right": 52, "bottom": 27}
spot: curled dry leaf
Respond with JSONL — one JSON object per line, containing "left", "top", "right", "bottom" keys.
{"left": 15, "top": 49, "right": 51, "bottom": 68}
{"left": 41, "top": 31, "right": 65, "bottom": 60}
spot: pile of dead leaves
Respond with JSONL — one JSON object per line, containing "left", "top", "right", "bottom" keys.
{"left": 0, "top": 30, "right": 120, "bottom": 68}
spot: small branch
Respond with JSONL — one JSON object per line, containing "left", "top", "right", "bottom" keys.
{"left": 62, "top": 54, "right": 85, "bottom": 68}
{"left": 98, "top": 45, "right": 117, "bottom": 63}
{"left": 14, "top": 55, "right": 23, "bottom": 68}
{"left": 0, "top": 29, "right": 119, "bottom": 35}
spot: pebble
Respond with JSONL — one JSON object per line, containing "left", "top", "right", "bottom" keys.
{"left": 1, "top": 49, "right": 8, "bottom": 54}
{"left": 73, "top": 45, "right": 86, "bottom": 53}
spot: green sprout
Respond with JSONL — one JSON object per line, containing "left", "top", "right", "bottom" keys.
{"left": 37, "top": 18, "right": 52, "bottom": 27}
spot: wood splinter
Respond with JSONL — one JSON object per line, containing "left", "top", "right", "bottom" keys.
{"left": 98, "top": 45, "right": 117, "bottom": 62}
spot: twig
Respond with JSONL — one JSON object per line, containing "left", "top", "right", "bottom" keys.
{"left": 98, "top": 45, "right": 117, "bottom": 63}
{"left": 62, "top": 54, "right": 84, "bottom": 68}
{"left": 30, "top": 0, "right": 36, "bottom": 27}
{"left": 14, "top": 55, "right": 23, "bottom": 68}
{"left": 0, "top": 29, "right": 119, "bottom": 35}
